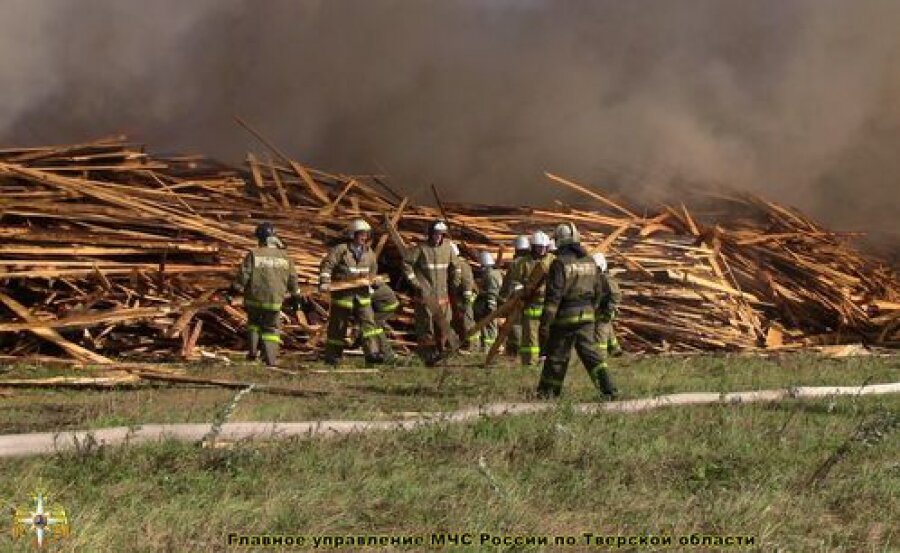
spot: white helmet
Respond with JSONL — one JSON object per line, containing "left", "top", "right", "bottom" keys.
{"left": 428, "top": 220, "right": 449, "bottom": 235}
{"left": 592, "top": 252, "right": 608, "bottom": 273}
{"left": 548, "top": 238, "right": 557, "bottom": 252}
{"left": 347, "top": 219, "right": 372, "bottom": 238}
{"left": 513, "top": 235, "right": 530, "bottom": 251}
{"left": 531, "top": 230, "right": 551, "bottom": 248}
{"left": 554, "top": 222, "right": 580, "bottom": 247}
{"left": 479, "top": 251, "right": 496, "bottom": 267}
{"left": 449, "top": 242, "right": 460, "bottom": 256}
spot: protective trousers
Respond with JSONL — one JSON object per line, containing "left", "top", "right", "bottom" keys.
{"left": 373, "top": 307, "right": 398, "bottom": 363}
{"left": 537, "top": 322, "right": 616, "bottom": 398}
{"left": 520, "top": 302, "right": 543, "bottom": 365}
{"left": 325, "top": 297, "right": 382, "bottom": 364}
{"left": 595, "top": 321, "right": 621, "bottom": 359}
{"left": 473, "top": 297, "right": 497, "bottom": 352}
{"left": 415, "top": 300, "right": 452, "bottom": 365}
{"left": 506, "top": 323, "right": 522, "bottom": 357}
{"left": 451, "top": 294, "right": 475, "bottom": 349}
{"left": 247, "top": 307, "right": 282, "bottom": 366}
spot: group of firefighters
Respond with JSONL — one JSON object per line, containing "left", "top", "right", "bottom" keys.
{"left": 229, "top": 217, "right": 622, "bottom": 400}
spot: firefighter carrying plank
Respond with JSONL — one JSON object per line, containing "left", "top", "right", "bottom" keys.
{"left": 506, "top": 230, "right": 554, "bottom": 366}
{"left": 319, "top": 219, "right": 384, "bottom": 366}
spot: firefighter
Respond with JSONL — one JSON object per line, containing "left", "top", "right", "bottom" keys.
{"left": 500, "top": 235, "right": 531, "bottom": 355}
{"left": 370, "top": 280, "right": 400, "bottom": 363}
{"left": 474, "top": 251, "right": 503, "bottom": 352}
{"left": 449, "top": 242, "right": 477, "bottom": 349}
{"left": 508, "top": 230, "right": 554, "bottom": 366}
{"left": 230, "top": 222, "right": 301, "bottom": 368}
{"left": 513, "top": 235, "right": 531, "bottom": 259}
{"left": 402, "top": 220, "right": 462, "bottom": 365}
{"left": 537, "top": 222, "right": 617, "bottom": 400}
{"left": 319, "top": 219, "right": 383, "bottom": 366}
{"left": 592, "top": 253, "right": 623, "bottom": 359}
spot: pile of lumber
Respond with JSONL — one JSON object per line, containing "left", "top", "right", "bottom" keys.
{"left": 0, "top": 136, "right": 896, "bottom": 365}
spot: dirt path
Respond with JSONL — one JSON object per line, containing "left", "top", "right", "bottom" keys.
{"left": 2, "top": 383, "right": 898, "bottom": 458}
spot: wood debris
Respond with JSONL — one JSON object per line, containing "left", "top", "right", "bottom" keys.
{"left": 0, "top": 137, "right": 896, "bottom": 366}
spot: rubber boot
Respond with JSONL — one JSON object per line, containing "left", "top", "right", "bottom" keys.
{"left": 591, "top": 364, "right": 618, "bottom": 400}
{"left": 323, "top": 344, "right": 342, "bottom": 367}
{"left": 377, "top": 333, "right": 395, "bottom": 363}
{"left": 247, "top": 331, "right": 260, "bottom": 362}
{"left": 262, "top": 340, "right": 280, "bottom": 368}
{"left": 418, "top": 345, "right": 438, "bottom": 367}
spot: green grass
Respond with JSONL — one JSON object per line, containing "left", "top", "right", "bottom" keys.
{"left": 1, "top": 353, "right": 897, "bottom": 433}
{"left": 0, "top": 354, "right": 897, "bottom": 551}
{"left": 0, "top": 396, "right": 897, "bottom": 551}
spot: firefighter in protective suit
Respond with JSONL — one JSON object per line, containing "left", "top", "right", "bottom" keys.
{"left": 592, "top": 253, "right": 623, "bottom": 359}
{"left": 230, "top": 222, "right": 301, "bottom": 367}
{"left": 449, "top": 242, "right": 477, "bottom": 349}
{"left": 474, "top": 251, "right": 503, "bottom": 352}
{"left": 499, "top": 235, "right": 531, "bottom": 356}
{"left": 537, "top": 222, "right": 618, "bottom": 399}
{"left": 402, "top": 220, "right": 462, "bottom": 365}
{"left": 507, "top": 230, "right": 554, "bottom": 365}
{"left": 319, "top": 219, "right": 384, "bottom": 366}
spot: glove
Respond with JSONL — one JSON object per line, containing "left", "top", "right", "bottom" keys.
{"left": 319, "top": 282, "right": 331, "bottom": 293}
{"left": 284, "top": 296, "right": 300, "bottom": 316}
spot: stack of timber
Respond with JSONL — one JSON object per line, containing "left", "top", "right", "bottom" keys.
{"left": 0, "top": 137, "right": 896, "bottom": 365}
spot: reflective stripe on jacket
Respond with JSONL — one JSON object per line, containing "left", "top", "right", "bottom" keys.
{"left": 234, "top": 244, "right": 299, "bottom": 311}
{"left": 540, "top": 245, "right": 600, "bottom": 328}
{"left": 320, "top": 242, "right": 378, "bottom": 307}
{"left": 402, "top": 241, "right": 461, "bottom": 299}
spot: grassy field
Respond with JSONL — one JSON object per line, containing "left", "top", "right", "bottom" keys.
{"left": 0, "top": 353, "right": 898, "bottom": 551}
{"left": 1, "top": 353, "right": 898, "bottom": 432}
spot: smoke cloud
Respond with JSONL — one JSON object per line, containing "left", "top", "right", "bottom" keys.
{"left": 0, "top": 0, "right": 898, "bottom": 241}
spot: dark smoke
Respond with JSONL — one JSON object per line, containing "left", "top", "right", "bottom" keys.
{"left": 1, "top": 0, "right": 898, "bottom": 242}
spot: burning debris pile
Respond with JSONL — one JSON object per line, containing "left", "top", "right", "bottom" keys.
{"left": 0, "top": 137, "right": 896, "bottom": 365}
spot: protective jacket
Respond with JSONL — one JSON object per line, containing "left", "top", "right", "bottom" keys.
{"left": 456, "top": 258, "right": 477, "bottom": 303}
{"left": 508, "top": 253, "right": 553, "bottom": 317}
{"left": 319, "top": 242, "right": 378, "bottom": 309}
{"left": 596, "top": 272, "right": 622, "bottom": 321}
{"left": 540, "top": 244, "right": 600, "bottom": 330}
{"left": 233, "top": 239, "right": 300, "bottom": 311}
{"left": 402, "top": 241, "right": 462, "bottom": 301}
{"left": 478, "top": 267, "right": 503, "bottom": 310}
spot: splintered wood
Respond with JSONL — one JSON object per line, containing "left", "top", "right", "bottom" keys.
{"left": 0, "top": 138, "right": 896, "bottom": 365}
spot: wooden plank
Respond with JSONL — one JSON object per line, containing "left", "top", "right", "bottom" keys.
{"left": 0, "top": 292, "right": 113, "bottom": 364}
{"left": 544, "top": 172, "right": 639, "bottom": 219}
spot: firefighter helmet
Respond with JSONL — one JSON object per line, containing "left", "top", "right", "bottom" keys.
{"left": 592, "top": 252, "right": 608, "bottom": 273}
{"left": 449, "top": 242, "right": 460, "bottom": 256}
{"left": 554, "top": 222, "right": 580, "bottom": 247}
{"left": 254, "top": 222, "right": 276, "bottom": 242}
{"left": 428, "top": 220, "right": 449, "bottom": 235}
{"left": 531, "top": 230, "right": 551, "bottom": 248}
{"left": 347, "top": 219, "right": 372, "bottom": 238}
{"left": 479, "top": 251, "right": 496, "bottom": 267}
{"left": 513, "top": 235, "right": 530, "bottom": 251}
